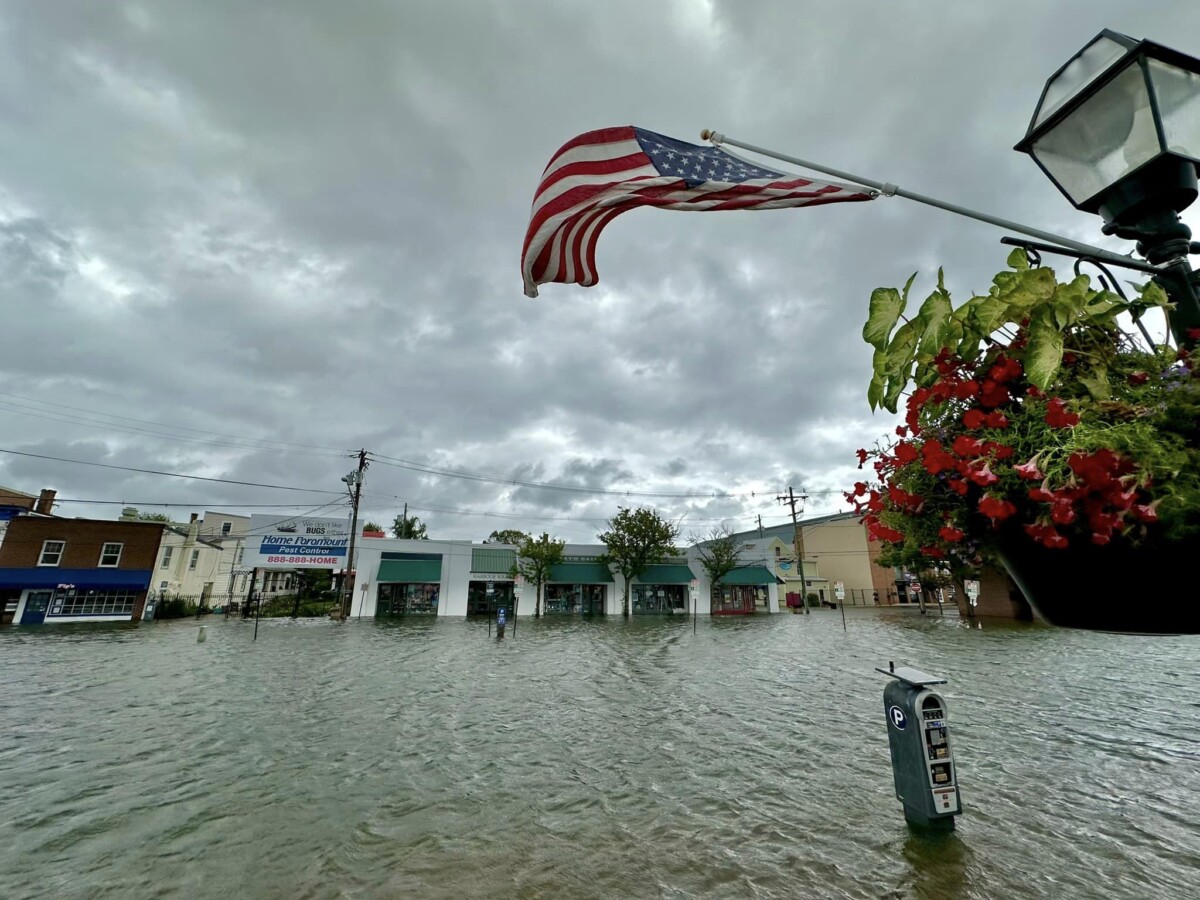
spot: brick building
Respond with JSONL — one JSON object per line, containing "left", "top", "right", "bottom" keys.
{"left": 0, "top": 517, "right": 166, "bottom": 625}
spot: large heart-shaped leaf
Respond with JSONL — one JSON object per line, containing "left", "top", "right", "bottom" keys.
{"left": 1025, "top": 319, "right": 1065, "bottom": 390}
{"left": 863, "top": 286, "right": 905, "bottom": 350}
{"left": 916, "top": 287, "right": 954, "bottom": 359}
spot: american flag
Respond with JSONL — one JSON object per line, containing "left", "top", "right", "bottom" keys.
{"left": 521, "top": 126, "right": 874, "bottom": 297}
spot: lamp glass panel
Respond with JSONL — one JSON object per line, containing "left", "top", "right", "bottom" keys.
{"left": 1148, "top": 59, "right": 1200, "bottom": 161}
{"left": 1032, "top": 63, "right": 1160, "bottom": 204}
{"left": 1035, "top": 36, "right": 1130, "bottom": 127}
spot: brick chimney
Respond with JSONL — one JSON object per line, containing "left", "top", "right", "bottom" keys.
{"left": 36, "top": 489, "right": 56, "bottom": 515}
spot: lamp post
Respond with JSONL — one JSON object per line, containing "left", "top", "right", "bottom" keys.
{"left": 1014, "top": 29, "right": 1200, "bottom": 346}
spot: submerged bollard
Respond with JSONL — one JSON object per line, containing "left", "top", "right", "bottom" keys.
{"left": 197, "top": 625, "right": 207, "bottom": 643}
{"left": 874, "top": 662, "right": 962, "bottom": 830}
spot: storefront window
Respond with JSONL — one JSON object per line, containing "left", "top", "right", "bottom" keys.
{"left": 544, "top": 584, "right": 606, "bottom": 614}
{"left": 631, "top": 584, "right": 686, "bottom": 614}
{"left": 377, "top": 582, "right": 439, "bottom": 615}
{"left": 49, "top": 589, "right": 137, "bottom": 617}
{"left": 711, "top": 585, "right": 764, "bottom": 614}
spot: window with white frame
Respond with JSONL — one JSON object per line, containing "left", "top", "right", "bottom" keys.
{"left": 161, "top": 546, "right": 174, "bottom": 569}
{"left": 50, "top": 588, "right": 137, "bottom": 617}
{"left": 189, "top": 549, "right": 200, "bottom": 570}
{"left": 221, "top": 521, "right": 232, "bottom": 536}
{"left": 38, "top": 540, "right": 65, "bottom": 566}
{"left": 99, "top": 543, "right": 123, "bottom": 567}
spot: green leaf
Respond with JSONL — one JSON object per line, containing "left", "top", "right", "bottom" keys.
{"left": 916, "top": 287, "right": 954, "bottom": 359}
{"left": 1007, "top": 247, "right": 1030, "bottom": 270}
{"left": 1025, "top": 319, "right": 1065, "bottom": 390}
{"left": 967, "top": 295, "right": 1008, "bottom": 335}
{"left": 863, "top": 286, "right": 906, "bottom": 350}
{"left": 1078, "top": 366, "right": 1111, "bottom": 401}
{"left": 883, "top": 319, "right": 918, "bottom": 378}
{"left": 867, "top": 372, "right": 884, "bottom": 411}
{"left": 1137, "top": 281, "right": 1171, "bottom": 307}
{"left": 882, "top": 373, "right": 907, "bottom": 414}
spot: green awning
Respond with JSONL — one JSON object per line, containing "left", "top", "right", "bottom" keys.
{"left": 549, "top": 562, "right": 613, "bottom": 583}
{"left": 471, "top": 548, "right": 515, "bottom": 574}
{"left": 637, "top": 564, "right": 695, "bottom": 584}
{"left": 720, "top": 566, "right": 778, "bottom": 585}
{"left": 377, "top": 559, "right": 442, "bottom": 583}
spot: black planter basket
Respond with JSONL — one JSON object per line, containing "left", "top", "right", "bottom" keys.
{"left": 996, "top": 528, "right": 1200, "bottom": 634}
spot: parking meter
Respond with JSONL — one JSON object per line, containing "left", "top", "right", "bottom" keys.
{"left": 875, "top": 663, "right": 962, "bottom": 829}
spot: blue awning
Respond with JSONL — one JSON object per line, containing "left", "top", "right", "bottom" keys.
{"left": 0, "top": 568, "right": 153, "bottom": 590}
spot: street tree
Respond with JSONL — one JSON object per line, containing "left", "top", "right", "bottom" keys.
{"left": 135, "top": 511, "right": 175, "bottom": 523}
{"left": 510, "top": 532, "right": 565, "bottom": 617}
{"left": 392, "top": 512, "right": 428, "bottom": 539}
{"left": 486, "top": 528, "right": 529, "bottom": 545}
{"left": 598, "top": 507, "right": 680, "bottom": 618}
{"left": 693, "top": 525, "right": 741, "bottom": 603}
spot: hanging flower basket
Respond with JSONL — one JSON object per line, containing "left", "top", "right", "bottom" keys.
{"left": 849, "top": 251, "right": 1200, "bottom": 633}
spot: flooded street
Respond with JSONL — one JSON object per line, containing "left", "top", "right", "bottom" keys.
{"left": 2, "top": 610, "right": 1198, "bottom": 899}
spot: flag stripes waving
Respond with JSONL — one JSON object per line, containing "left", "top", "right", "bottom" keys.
{"left": 521, "top": 126, "right": 874, "bottom": 297}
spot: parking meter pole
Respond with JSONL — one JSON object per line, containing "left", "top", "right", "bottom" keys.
{"left": 875, "top": 664, "right": 962, "bottom": 830}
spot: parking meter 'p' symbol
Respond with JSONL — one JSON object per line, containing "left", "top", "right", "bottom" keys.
{"left": 889, "top": 705, "right": 907, "bottom": 730}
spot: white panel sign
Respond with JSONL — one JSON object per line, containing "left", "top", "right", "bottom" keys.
{"left": 242, "top": 514, "right": 350, "bottom": 569}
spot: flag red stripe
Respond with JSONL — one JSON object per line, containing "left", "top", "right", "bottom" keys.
{"left": 521, "top": 126, "right": 875, "bottom": 296}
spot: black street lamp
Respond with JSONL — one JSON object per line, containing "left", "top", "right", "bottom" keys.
{"left": 1014, "top": 29, "right": 1200, "bottom": 344}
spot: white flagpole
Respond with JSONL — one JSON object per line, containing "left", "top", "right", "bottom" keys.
{"left": 701, "top": 130, "right": 1160, "bottom": 275}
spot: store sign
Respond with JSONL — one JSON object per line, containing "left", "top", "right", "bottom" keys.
{"left": 242, "top": 514, "right": 350, "bottom": 569}
{"left": 964, "top": 579, "right": 980, "bottom": 607}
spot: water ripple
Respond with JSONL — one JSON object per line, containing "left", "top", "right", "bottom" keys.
{"left": 2, "top": 612, "right": 1199, "bottom": 898}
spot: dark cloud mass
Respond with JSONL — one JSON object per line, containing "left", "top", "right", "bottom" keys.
{"left": 1, "top": 1, "right": 1197, "bottom": 541}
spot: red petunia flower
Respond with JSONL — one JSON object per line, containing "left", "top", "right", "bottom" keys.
{"left": 962, "top": 409, "right": 986, "bottom": 429}
{"left": 984, "top": 411, "right": 1010, "bottom": 429}
{"left": 978, "top": 495, "right": 1017, "bottom": 521}
{"left": 938, "top": 526, "right": 965, "bottom": 543}
{"left": 1045, "top": 397, "right": 1080, "bottom": 428}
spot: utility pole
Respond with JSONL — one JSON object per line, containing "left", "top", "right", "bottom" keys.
{"left": 340, "top": 449, "right": 368, "bottom": 620}
{"left": 777, "top": 486, "right": 810, "bottom": 615}
{"left": 757, "top": 515, "right": 764, "bottom": 539}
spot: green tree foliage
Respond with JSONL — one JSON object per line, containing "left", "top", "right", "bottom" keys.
{"left": 486, "top": 528, "right": 530, "bottom": 545}
{"left": 510, "top": 532, "right": 565, "bottom": 617}
{"left": 598, "top": 507, "right": 680, "bottom": 618}
{"left": 693, "top": 525, "right": 741, "bottom": 597}
{"left": 361, "top": 521, "right": 384, "bottom": 534}
{"left": 135, "top": 511, "right": 175, "bottom": 523}
{"left": 392, "top": 512, "right": 428, "bottom": 539}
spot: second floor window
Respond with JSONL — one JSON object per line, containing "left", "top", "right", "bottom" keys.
{"left": 161, "top": 547, "right": 173, "bottom": 569}
{"left": 39, "top": 540, "right": 65, "bottom": 566}
{"left": 221, "top": 522, "right": 233, "bottom": 536}
{"left": 189, "top": 549, "right": 200, "bottom": 570}
{"left": 99, "top": 543, "right": 123, "bottom": 567}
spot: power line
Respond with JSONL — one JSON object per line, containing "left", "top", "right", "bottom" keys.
{"left": 0, "top": 398, "right": 351, "bottom": 460}
{"left": 367, "top": 452, "right": 769, "bottom": 499}
{"left": 0, "top": 447, "right": 347, "bottom": 495}
{"left": 0, "top": 390, "right": 352, "bottom": 454}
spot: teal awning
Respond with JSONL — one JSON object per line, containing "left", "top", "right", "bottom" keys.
{"left": 637, "top": 564, "right": 695, "bottom": 584}
{"left": 549, "top": 562, "right": 613, "bottom": 583}
{"left": 377, "top": 559, "right": 442, "bottom": 583}
{"left": 720, "top": 566, "right": 778, "bottom": 585}
{"left": 471, "top": 548, "right": 515, "bottom": 574}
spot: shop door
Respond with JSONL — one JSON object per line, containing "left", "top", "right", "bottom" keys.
{"left": 468, "top": 581, "right": 513, "bottom": 616}
{"left": 21, "top": 591, "right": 52, "bottom": 624}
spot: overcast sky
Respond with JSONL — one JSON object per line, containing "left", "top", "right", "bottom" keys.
{"left": 2, "top": 1, "right": 1198, "bottom": 543}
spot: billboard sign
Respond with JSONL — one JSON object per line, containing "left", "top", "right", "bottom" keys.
{"left": 243, "top": 514, "right": 350, "bottom": 569}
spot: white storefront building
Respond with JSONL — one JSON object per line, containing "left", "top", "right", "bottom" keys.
{"left": 347, "top": 539, "right": 781, "bottom": 618}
